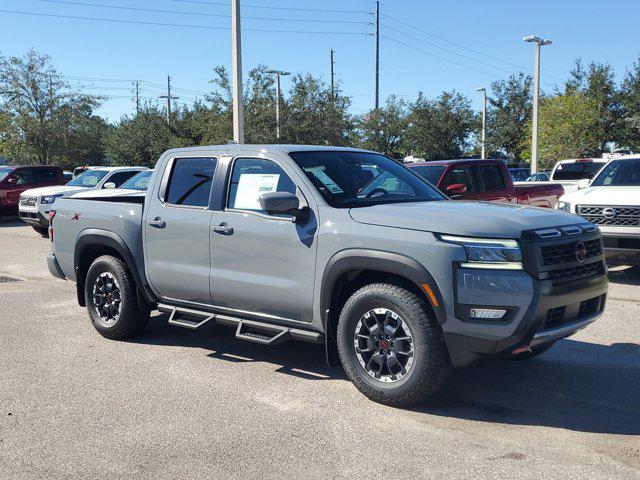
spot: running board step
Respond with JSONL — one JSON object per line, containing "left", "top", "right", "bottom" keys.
{"left": 165, "top": 306, "right": 215, "bottom": 330}
{"left": 235, "top": 319, "right": 290, "bottom": 345}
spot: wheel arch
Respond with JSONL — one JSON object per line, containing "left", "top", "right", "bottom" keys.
{"left": 320, "top": 249, "right": 445, "bottom": 365}
{"left": 74, "top": 229, "right": 156, "bottom": 308}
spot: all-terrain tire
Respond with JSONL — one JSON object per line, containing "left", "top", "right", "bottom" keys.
{"left": 337, "top": 283, "right": 451, "bottom": 407}
{"left": 85, "top": 255, "right": 149, "bottom": 340}
{"left": 510, "top": 341, "right": 556, "bottom": 360}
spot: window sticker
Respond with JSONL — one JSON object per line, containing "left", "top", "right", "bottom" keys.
{"left": 234, "top": 173, "right": 280, "bottom": 210}
{"left": 305, "top": 166, "right": 344, "bottom": 194}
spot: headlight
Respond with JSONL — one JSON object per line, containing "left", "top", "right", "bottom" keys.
{"left": 556, "top": 201, "right": 571, "bottom": 212}
{"left": 439, "top": 234, "right": 523, "bottom": 270}
{"left": 41, "top": 194, "right": 63, "bottom": 204}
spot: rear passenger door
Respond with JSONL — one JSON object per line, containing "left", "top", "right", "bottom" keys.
{"left": 209, "top": 156, "right": 317, "bottom": 323}
{"left": 144, "top": 157, "right": 217, "bottom": 305}
{"left": 479, "top": 164, "right": 515, "bottom": 203}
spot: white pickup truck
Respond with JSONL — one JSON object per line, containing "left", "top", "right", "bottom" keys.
{"left": 547, "top": 158, "right": 608, "bottom": 193}
{"left": 557, "top": 155, "right": 640, "bottom": 266}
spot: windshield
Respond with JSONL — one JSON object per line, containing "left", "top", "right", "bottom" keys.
{"left": 0, "top": 167, "right": 13, "bottom": 182}
{"left": 591, "top": 158, "right": 640, "bottom": 186}
{"left": 410, "top": 165, "right": 446, "bottom": 185}
{"left": 289, "top": 151, "right": 445, "bottom": 208}
{"left": 552, "top": 162, "right": 606, "bottom": 180}
{"left": 121, "top": 170, "right": 152, "bottom": 190}
{"left": 66, "top": 169, "right": 109, "bottom": 187}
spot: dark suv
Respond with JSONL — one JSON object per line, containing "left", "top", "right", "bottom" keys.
{"left": 0, "top": 165, "right": 66, "bottom": 218}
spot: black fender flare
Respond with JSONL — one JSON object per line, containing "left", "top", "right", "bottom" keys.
{"left": 320, "top": 249, "right": 446, "bottom": 332}
{"left": 74, "top": 229, "right": 156, "bottom": 307}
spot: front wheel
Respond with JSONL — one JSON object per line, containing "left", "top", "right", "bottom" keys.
{"left": 337, "top": 283, "right": 451, "bottom": 407}
{"left": 85, "top": 255, "right": 149, "bottom": 340}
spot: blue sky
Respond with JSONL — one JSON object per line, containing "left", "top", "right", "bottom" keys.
{"left": 1, "top": 0, "right": 639, "bottom": 121}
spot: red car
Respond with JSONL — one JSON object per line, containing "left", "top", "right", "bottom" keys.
{"left": 408, "top": 159, "right": 564, "bottom": 208}
{"left": 0, "top": 165, "right": 66, "bottom": 218}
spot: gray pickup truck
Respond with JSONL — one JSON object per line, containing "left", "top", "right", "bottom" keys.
{"left": 47, "top": 145, "right": 609, "bottom": 406}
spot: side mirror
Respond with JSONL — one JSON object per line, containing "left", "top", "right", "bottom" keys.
{"left": 446, "top": 183, "right": 468, "bottom": 196}
{"left": 259, "top": 191, "right": 307, "bottom": 221}
{"left": 577, "top": 179, "right": 590, "bottom": 190}
{"left": 103, "top": 182, "right": 116, "bottom": 189}
{"left": 6, "top": 177, "right": 17, "bottom": 185}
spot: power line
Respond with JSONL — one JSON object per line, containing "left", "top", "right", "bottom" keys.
{"left": 35, "top": 0, "right": 371, "bottom": 24}
{"left": 0, "top": 9, "right": 369, "bottom": 35}
{"left": 381, "top": 13, "right": 565, "bottom": 82}
{"left": 381, "top": 34, "right": 505, "bottom": 80}
{"left": 170, "top": 0, "right": 371, "bottom": 13}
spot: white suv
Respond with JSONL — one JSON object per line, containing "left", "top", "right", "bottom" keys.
{"left": 557, "top": 155, "right": 640, "bottom": 266}
{"left": 19, "top": 166, "right": 145, "bottom": 235}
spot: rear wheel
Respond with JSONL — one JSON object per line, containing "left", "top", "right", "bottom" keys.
{"left": 337, "top": 283, "right": 451, "bottom": 407}
{"left": 85, "top": 255, "right": 149, "bottom": 340}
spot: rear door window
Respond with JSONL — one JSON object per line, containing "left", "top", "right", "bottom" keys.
{"left": 165, "top": 157, "right": 217, "bottom": 207}
{"left": 480, "top": 165, "right": 506, "bottom": 191}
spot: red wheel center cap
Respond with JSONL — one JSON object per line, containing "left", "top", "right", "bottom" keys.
{"left": 380, "top": 340, "right": 390, "bottom": 350}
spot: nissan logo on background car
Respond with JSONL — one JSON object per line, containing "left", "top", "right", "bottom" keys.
{"left": 574, "top": 241, "right": 587, "bottom": 262}
{"left": 602, "top": 208, "right": 617, "bottom": 219}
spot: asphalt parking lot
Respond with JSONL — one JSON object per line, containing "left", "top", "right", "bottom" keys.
{"left": 1, "top": 218, "right": 639, "bottom": 479}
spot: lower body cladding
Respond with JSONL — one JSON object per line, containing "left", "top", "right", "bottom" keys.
{"left": 602, "top": 234, "right": 640, "bottom": 266}
{"left": 444, "top": 266, "right": 608, "bottom": 367}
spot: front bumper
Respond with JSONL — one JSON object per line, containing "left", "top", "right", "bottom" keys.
{"left": 47, "top": 253, "right": 66, "bottom": 280}
{"left": 19, "top": 209, "right": 49, "bottom": 228}
{"left": 444, "top": 269, "right": 608, "bottom": 367}
{"left": 601, "top": 233, "right": 640, "bottom": 266}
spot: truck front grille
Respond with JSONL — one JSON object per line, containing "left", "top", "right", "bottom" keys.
{"left": 577, "top": 205, "right": 640, "bottom": 226}
{"left": 547, "top": 262, "right": 605, "bottom": 283}
{"left": 20, "top": 196, "right": 37, "bottom": 207}
{"left": 541, "top": 238, "right": 601, "bottom": 265}
{"left": 544, "top": 295, "right": 604, "bottom": 330}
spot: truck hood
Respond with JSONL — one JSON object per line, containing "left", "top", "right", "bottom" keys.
{"left": 348, "top": 200, "right": 582, "bottom": 238}
{"left": 560, "top": 186, "right": 640, "bottom": 206}
{"left": 20, "top": 185, "right": 87, "bottom": 197}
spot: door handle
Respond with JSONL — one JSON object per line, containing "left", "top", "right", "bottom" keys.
{"left": 211, "top": 223, "right": 233, "bottom": 235}
{"left": 148, "top": 217, "right": 166, "bottom": 229}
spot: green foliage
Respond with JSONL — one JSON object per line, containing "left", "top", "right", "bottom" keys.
{"left": 487, "top": 73, "right": 533, "bottom": 161}
{"left": 403, "top": 91, "right": 477, "bottom": 160}
{"left": 0, "top": 49, "right": 105, "bottom": 166}
{"left": 358, "top": 96, "right": 408, "bottom": 157}
{"left": 529, "top": 93, "right": 603, "bottom": 169}
{"left": 620, "top": 55, "right": 640, "bottom": 149}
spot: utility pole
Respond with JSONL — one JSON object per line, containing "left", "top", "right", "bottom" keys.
{"left": 266, "top": 69, "right": 290, "bottom": 141}
{"left": 133, "top": 80, "right": 140, "bottom": 115}
{"left": 523, "top": 35, "right": 552, "bottom": 173}
{"left": 232, "top": 0, "right": 244, "bottom": 143}
{"left": 476, "top": 87, "right": 487, "bottom": 159}
{"left": 330, "top": 48, "right": 335, "bottom": 101}
{"left": 158, "top": 76, "right": 179, "bottom": 124}
{"left": 374, "top": 0, "right": 380, "bottom": 110}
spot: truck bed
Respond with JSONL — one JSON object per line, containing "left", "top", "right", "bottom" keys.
{"left": 50, "top": 196, "right": 145, "bottom": 282}
{"left": 514, "top": 182, "right": 564, "bottom": 208}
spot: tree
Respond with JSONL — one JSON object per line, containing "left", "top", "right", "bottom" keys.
{"left": 403, "top": 91, "right": 477, "bottom": 160}
{"left": 0, "top": 49, "right": 104, "bottom": 165}
{"left": 620, "top": 55, "right": 640, "bottom": 149}
{"left": 358, "top": 96, "right": 408, "bottom": 157}
{"left": 103, "top": 105, "right": 190, "bottom": 166}
{"left": 565, "top": 60, "right": 623, "bottom": 150}
{"left": 487, "top": 73, "right": 532, "bottom": 161}
{"left": 531, "top": 93, "right": 602, "bottom": 168}
{"left": 281, "top": 74, "right": 354, "bottom": 145}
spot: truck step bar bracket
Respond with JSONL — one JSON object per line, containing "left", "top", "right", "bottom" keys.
{"left": 157, "top": 303, "right": 324, "bottom": 345}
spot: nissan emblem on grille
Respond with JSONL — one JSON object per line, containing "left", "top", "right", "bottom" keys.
{"left": 574, "top": 241, "right": 587, "bottom": 262}
{"left": 602, "top": 208, "right": 617, "bottom": 219}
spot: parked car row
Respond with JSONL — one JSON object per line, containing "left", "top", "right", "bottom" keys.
{"left": 44, "top": 145, "right": 612, "bottom": 407}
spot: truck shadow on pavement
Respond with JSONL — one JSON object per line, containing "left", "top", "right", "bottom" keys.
{"left": 137, "top": 313, "right": 639, "bottom": 435}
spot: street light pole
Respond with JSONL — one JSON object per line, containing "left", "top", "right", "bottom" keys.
{"left": 266, "top": 69, "right": 290, "bottom": 141}
{"left": 232, "top": 0, "right": 244, "bottom": 143}
{"left": 523, "top": 35, "right": 552, "bottom": 174}
{"left": 476, "top": 87, "right": 487, "bottom": 159}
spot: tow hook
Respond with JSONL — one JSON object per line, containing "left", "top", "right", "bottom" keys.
{"left": 511, "top": 345, "right": 532, "bottom": 356}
